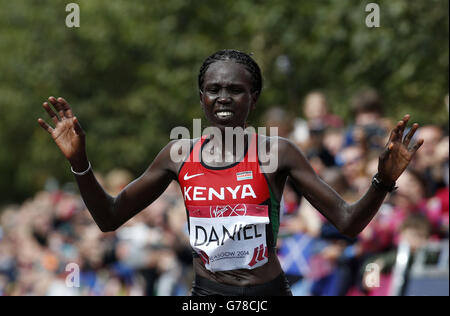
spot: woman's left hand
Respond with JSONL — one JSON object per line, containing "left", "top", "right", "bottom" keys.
{"left": 378, "top": 114, "right": 424, "bottom": 183}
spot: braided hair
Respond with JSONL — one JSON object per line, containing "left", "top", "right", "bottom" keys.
{"left": 198, "top": 49, "right": 263, "bottom": 98}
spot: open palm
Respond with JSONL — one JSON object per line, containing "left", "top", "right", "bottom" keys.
{"left": 378, "top": 114, "right": 424, "bottom": 183}
{"left": 38, "top": 97, "right": 86, "bottom": 162}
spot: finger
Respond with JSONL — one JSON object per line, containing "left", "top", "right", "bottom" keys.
{"left": 37, "top": 118, "right": 53, "bottom": 135}
{"left": 42, "top": 102, "right": 60, "bottom": 125}
{"left": 388, "top": 121, "right": 402, "bottom": 143}
{"left": 409, "top": 138, "right": 424, "bottom": 153}
{"left": 380, "top": 142, "right": 394, "bottom": 161}
{"left": 399, "top": 114, "right": 410, "bottom": 134}
{"left": 403, "top": 123, "right": 419, "bottom": 147}
{"left": 386, "top": 127, "right": 397, "bottom": 145}
{"left": 48, "top": 96, "right": 66, "bottom": 120}
{"left": 392, "top": 115, "right": 409, "bottom": 141}
{"left": 396, "top": 114, "right": 409, "bottom": 140}
{"left": 73, "top": 117, "right": 84, "bottom": 136}
{"left": 57, "top": 97, "right": 74, "bottom": 118}
{"left": 401, "top": 114, "right": 410, "bottom": 125}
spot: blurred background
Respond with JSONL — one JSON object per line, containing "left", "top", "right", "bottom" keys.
{"left": 0, "top": 0, "right": 448, "bottom": 296}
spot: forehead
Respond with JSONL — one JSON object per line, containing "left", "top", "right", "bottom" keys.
{"left": 203, "top": 60, "right": 253, "bottom": 87}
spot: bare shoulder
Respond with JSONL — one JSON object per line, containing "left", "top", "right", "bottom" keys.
{"left": 256, "top": 134, "right": 294, "bottom": 156}
{"left": 256, "top": 134, "right": 295, "bottom": 173}
{"left": 168, "top": 137, "right": 201, "bottom": 153}
{"left": 163, "top": 138, "right": 201, "bottom": 174}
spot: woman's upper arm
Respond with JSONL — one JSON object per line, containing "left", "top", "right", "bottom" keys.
{"left": 280, "top": 138, "right": 349, "bottom": 231}
{"left": 109, "top": 140, "right": 184, "bottom": 229}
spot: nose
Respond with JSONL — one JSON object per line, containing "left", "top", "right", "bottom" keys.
{"left": 217, "top": 89, "right": 231, "bottom": 104}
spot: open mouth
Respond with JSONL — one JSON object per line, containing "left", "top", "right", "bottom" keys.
{"left": 214, "top": 111, "right": 234, "bottom": 120}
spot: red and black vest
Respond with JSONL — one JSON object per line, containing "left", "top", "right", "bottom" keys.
{"left": 177, "top": 133, "right": 280, "bottom": 272}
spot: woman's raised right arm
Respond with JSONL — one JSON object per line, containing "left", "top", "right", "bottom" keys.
{"left": 38, "top": 96, "right": 178, "bottom": 232}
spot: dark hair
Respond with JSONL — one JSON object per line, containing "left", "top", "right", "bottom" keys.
{"left": 351, "top": 88, "right": 383, "bottom": 116}
{"left": 198, "top": 49, "right": 263, "bottom": 97}
{"left": 400, "top": 213, "right": 431, "bottom": 236}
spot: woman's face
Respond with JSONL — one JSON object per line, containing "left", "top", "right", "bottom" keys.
{"left": 200, "top": 60, "right": 257, "bottom": 129}
{"left": 393, "top": 171, "right": 426, "bottom": 211}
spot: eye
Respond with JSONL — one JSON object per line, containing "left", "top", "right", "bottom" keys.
{"left": 229, "top": 86, "right": 244, "bottom": 94}
{"left": 206, "top": 86, "right": 219, "bottom": 94}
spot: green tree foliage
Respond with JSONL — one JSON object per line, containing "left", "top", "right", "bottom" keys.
{"left": 0, "top": 0, "right": 448, "bottom": 205}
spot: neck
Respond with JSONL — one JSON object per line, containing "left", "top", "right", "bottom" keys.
{"left": 205, "top": 126, "right": 249, "bottom": 162}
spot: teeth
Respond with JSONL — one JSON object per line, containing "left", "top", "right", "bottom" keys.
{"left": 216, "top": 111, "right": 233, "bottom": 119}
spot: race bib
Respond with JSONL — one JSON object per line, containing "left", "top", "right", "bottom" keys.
{"left": 188, "top": 204, "right": 269, "bottom": 272}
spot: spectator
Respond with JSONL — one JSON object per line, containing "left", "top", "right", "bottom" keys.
{"left": 359, "top": 214, "right": 432, "bottom": 296}
{"left": 263, "top": 106, "right": 294, "bottom": 138}
{"left": 336, "top": 145, "right": 369, "bottom": 195}
{"left": 0, "top": 175, "right": 192, "bottom": 296}
{"left": 292, "top": 91, "right": 343, "bottom": 147}
{"left": 345, "top": 89, "right": 390, "bottom": 151}
{"left": 413, "top": 126, "right": 447, "bottom": 196}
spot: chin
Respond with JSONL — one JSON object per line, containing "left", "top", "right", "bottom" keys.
{"left": 205, "top": 116, "right": 240, "bottom": 128}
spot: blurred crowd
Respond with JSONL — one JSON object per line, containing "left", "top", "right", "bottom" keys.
{"left": 0, "top": 89, "right": 448, "bottom": 296}
{"left": 272, "top": 90, "right": 449, "bottom": 296}
{"left": 0, "top": 173, "right": 193, "bottom": 296}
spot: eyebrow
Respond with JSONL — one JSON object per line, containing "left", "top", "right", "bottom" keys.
{"left": 204, "top": 82, "right": 247, "bottom": 88}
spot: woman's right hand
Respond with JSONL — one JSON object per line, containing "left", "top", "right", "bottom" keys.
{"left": 38, "top": 96, "right": 88, "bottom": 169}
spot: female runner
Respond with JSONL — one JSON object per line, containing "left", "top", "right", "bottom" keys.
{"left": 38, "top": 49, "right": 423, "bottom": 296}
